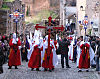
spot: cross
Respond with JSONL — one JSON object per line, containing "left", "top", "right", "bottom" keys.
{"left": 9, "top": 10, "right": 24, "bottom": 37}
{"left": 9, "top": 10, "right": 24, "bottom": 23}
{"left": 35, "top": 16, "right": 64, "bottom": 58}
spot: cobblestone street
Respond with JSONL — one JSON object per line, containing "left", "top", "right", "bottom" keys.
{"left": 0, "top": 55, "right": 100, "bottom": 79}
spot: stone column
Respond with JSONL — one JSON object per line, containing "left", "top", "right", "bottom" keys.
{"left": 60, "top": 0, "right": 63, "bottom": 25}
{"left": 63, "top": 8, "right": 65, "bottom": 26}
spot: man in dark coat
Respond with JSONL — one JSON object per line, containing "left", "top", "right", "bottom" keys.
{"left": 60, "top": 35, "right": 71, "bottom": 68}
{"left": 0, "top": 41, "right": 4, "bottom": 74}
{"left": 91, "top": 38, "right": 96, "bottom": 52}
{"left": 95, "top": 37, "right": 100, "bottom": 74}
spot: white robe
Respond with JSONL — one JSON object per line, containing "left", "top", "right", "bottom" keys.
{"left": 89, "top": 46, "right": 96, "bottom": 65}
{"left": 76, "top": 41, "right": 83, "bottom": 67}
{"left": 76, "top": 45, "right": 81, "bottom": 67}
{"left": 41, "top": 41, "right": 47, "bottom": 64}
{"left": 68, "top": 41, "right": 74, "bottom": 60}
{"left": 86, "top": 42, "right": 96, "bottom": 65}
{"left": 27, "top": 39, "right": 34, "bottom": 60}
{"left": 51, "top": 41, "right": 58, "bottom": 67}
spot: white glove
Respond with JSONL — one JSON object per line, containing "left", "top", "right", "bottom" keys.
{"left": 19, "top": 46, "right": 21, "bottom": 50}
{"left": 27, "top": 49, "right": 30, "bottom": 52}
{"left": 16, "top": 38, "right": 18, "bottom": 42}
{"left": 13, "top": 42, "right": 17, "bottom": 44}
{"left": 38, "top": 46, "right": 41, "bottom": 48}
{"left": 12, "top": 38, "right": 17, "bottom": 44}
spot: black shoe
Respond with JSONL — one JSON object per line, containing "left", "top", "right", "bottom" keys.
{"left": 25, "top": 59, "right": 28, "bottom": 62}
{"left": 15, "top": 66, "right": 18, "bottom": 69}
{"left": 62, "top": 66, "right": 64, "bottom": 68}
{"left": 52, "top": 68, "right": 54, "bottom": 71}
{"left": 49, "top": 70, "right": 52, "bottom": 72}
{"left": 0, "top": 71, "right": 3, "bottom": 74}
{"left": 8, "top": 66, "right": 12, "bottom": 69}
{"left": 36, "top": 68, "right": 40, "bottom": 71}
{"left": 78, "top": 70, "right": 82, "bottom": 72}
{"left": 96, "top": 69, "right": 99, "bottom": 71}
{"left": 31, "top": 68, "right": 34, "bottom": 71}
{"left": 98, "top": 71, "right": 100, "bottom": 74}
{"left": 86, "top": 70, "right": 89, "bottom": 72}
{"left": 66, "top": 66, "right": 71, "bottom": 68}
{"left": 44, "top": 68, "right": 47, "bottom": 71}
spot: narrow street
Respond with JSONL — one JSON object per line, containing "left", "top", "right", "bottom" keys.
{"left": 0, "top": 55, "right": 100, "bottom": 79}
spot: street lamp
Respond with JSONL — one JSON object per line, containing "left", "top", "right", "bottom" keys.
{"left": 9, "top": 10, "right": 24, "bottom": 37}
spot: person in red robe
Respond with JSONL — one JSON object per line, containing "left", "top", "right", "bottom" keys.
{"left": 42, "top": 36, "right": 54, "bottom": 72}
{"left": 42, "top": 46, "right": 54, "bottom": 72}
{"left": 28, "top": 45, "right": 41, "bottom": 71}
{"left": 78, "top": 42, "right": 90, "bottom": 72}
{"left": 8, "top": 33, "right": 21, "bottom": 69}
{"left": 28, "top": 38, "right": 43, "bottom": 71}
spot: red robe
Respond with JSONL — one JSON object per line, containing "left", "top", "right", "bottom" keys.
{"left": 42, "top": 46, "right": 54, "bottom": 70}
{"left": 8, "top": 39, "right": 21, "bottom": 66}
{"left": 79, "top": 43, "right": 90, "bottom": 69}
{"left": 28, "top": 45, "right": 41, "bottom": 68}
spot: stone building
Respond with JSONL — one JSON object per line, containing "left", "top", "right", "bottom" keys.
{"left": 60, "top": 0, "right": 76, "bottom": 30}
{"left": 77, "top": 0, "right": 100, "bottom": 36}
{"left": 86, "top": 0, "right": 100, "bottom": 36}
{"left": 0, "top": 0, "right": 9, "bottom": 34}
{"left": 60, "top": 0, "right": 100, "bottom": 37}
{"left": 22, "top": 0, "right": 60, "bottom": 16}
{"left": 0, "top": 0, "right": 25, "bottom": 35}
{"left": 0, "top": 9, "right": 9, "bottom": 34}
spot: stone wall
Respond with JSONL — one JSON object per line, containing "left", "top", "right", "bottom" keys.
{"left": 22, "top": 0, "right": 60, "bottom": 16}
{"left": 1, "top": 0, "right": 25, "bottom": 35}
{"left": 49, "top": 0, "right": 60, "bottom": 8}
{"left": 0, "top": 9, "right": 8, "bottom": 34}
{"left": 25, "top": 23, "right": 35, "bottom": 34}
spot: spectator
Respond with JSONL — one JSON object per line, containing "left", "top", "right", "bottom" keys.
{"left": 0, "top": 41, "right": 5, "bottom": 74}
{"left": 60, "top": 35, "right": 71, "bottom": 68}
{"left": 95, "top": 37, "right": 100, "bottom": 74}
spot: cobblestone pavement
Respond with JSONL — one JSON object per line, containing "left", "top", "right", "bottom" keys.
{"left": 0, "top": 55, "right": 100, "bottom": 79}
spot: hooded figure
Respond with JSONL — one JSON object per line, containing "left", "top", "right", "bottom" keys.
{"left": 28, "top": 36, "right": 42, "bottom": 71}
{"left": 27, "top": 35, "right": 33, "bottom": 60}
{"left": 8, "top": 33, "right": 21, "bottom": 69}
{"left": 50, "top": 40, "right": 58, "bottom": 67}
{"left": 42, "top": 35, "right": 54, "bottom": 72}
